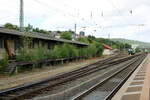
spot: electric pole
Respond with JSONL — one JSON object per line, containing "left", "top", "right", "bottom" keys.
{"left": 72, "top": 23, "right": 76, "bottom": 40}
{"left": 74, "top": 23, "right": 77, "bottom": 34}
{"left": 20, "top": 0, "right": 24, "bottom": 32}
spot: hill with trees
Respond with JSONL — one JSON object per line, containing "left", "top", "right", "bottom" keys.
{"left": 77, "top": 36, "right": 131, "bottom": 51}
{"left": 111, "top": 38, "right": 150, "bottom": 48}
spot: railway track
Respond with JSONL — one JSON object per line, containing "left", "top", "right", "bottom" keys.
{"left": 0, "top": 54, "right": 145, "bottom": 100}
{"left": 72, "top": 54, "right": 146, "bottom": 100}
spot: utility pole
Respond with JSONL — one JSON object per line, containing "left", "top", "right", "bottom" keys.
{"left": 74, "top": 23, "right": 77, "bottom": 34}
{"left": 72, "top": 23, "right": 76, "bottom": 40}
{"left": 20, "top": 0, "right": 24, "bottom": 32}
{"left": 90, "top": 11, "right": 93, "bottom": 19}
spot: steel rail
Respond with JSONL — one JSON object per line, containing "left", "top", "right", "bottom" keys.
{"left": 0, "top": 54, "right": 142, "bottom": 100}
{"left": 103, "top": 54, "right": 146, "bottom": 100}
{"left": 72, "top": 54, "right": 146, "bottom": 100}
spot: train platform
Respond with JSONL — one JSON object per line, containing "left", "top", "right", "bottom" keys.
{"left": 112, "top": 54, "right": 150, "bottom": 100}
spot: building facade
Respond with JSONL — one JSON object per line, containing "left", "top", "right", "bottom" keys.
{"left": 102, "top": 44, "right": 114, "bottom": 55}
{"left": 0, "top": 28, "right": 88, "bottom": 59}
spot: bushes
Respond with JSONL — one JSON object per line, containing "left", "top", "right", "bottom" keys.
{"left": 32, "top": 47, "right": 47, "bottom": 61}
{"left": 86, "top": 42, "right": 103, "bottom": 58}
{"left": 16, "top": 46, "right": 48, "bottom": 61}
{"left": 94, "top": 42, "right": 103, "bottom": 56}
{"left": 16, "top": 48, "right": 33, "bottom": 61}
{"left": 50, "top": 44, "right": 79, "bottom": 59}
{"left": 50, "top": 45, "right": 62, "bottom": 59}
{"left": 16, "top": 43, "right": 103, "bottom": 62}
{"left": 65, "top": 44, "right": 78, "bottom": 57}
{"left": 78, "top": 48, "right": 88, "bottom": 57}
{"left": 60, "top": 31, "right": 72, "bottom": 40}
{"left": 77, "top": 37, "right": 89, "bottom": 44}
{"left": 0, "top": 53, "right": 8, "bottom": 71}
{"left": 52, "top": 43, "right": 102, "bottom": 59}
{"left": 87, "top": 44, "right": 97, "bottom": 57}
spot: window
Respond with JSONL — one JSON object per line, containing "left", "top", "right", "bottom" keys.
{"left": 0, "top": 39, "right": 4, "bottom": 48}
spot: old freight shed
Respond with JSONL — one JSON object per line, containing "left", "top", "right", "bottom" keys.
{"left": 102, "top": 44, "right": 114, "bottom": 55}
{"left": 0, "top": 28, "right": 88, "bottom": 59}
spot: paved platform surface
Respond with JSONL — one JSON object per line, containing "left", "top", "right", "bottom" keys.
{"left": 112, "top": 54, "right": 150, "bottom": 100}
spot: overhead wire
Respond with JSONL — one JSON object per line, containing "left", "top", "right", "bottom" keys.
{"left": 106, "top": 0, "right": 132, "bottom": 26}
{"left": 33, "top": 0, "right": 136, "bottom": 33}
{"left": 33, "top": 0, "right": 102, "bottom": 31}
{"left": 33, "top": 0, "right": 76, "bottom": 18}
{"left": 107, "top": 0, "right": 146, "bottom": 34}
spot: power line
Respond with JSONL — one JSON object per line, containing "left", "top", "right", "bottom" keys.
{"left": 33, "top": 0, "right": 77, "bottom": 18}
{"left": 32, "top": 0, "right": 116, "bottom": 33}
{"left": 106, "top": 0, "right": 131, "bottom": 26}
{"left": 32, "top": 0, "right": 97, "bottom": 31}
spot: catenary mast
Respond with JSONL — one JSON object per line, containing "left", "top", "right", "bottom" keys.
{"left": 20, "top": 0, "right": 24, "bottom": 32}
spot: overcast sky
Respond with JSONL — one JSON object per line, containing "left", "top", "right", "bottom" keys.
{"left": 0, "top": 0, "right": 150, "bottom": 42}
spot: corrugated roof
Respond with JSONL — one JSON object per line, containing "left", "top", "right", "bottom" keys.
{"left": 102, "top": 44, "right": 113, "bottom": 50}
{"left": 0, "top": 28, "right": 88, "bottom": 46}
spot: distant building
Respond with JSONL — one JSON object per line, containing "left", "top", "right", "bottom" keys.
{"left": 102, "top": 44, "right": 114, "bottom": 55}
{"left": 79, "top": 31, "right": 85, "bottom": 37}
{"left": 51, "top": 31, "right": 61, "bottom": 39}
{"left": 74, "top": 31, "right": 85, "bottom": 39}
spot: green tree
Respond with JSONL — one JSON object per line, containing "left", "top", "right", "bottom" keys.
{"left": 33, "top": 28, "right": 40, "bottom": 32}
{"left": 77, "top": 37, "right": 89, "bottom": 43}
{"left": 32, "top": 27, "right": 50, "bottom": 34}
{"left": 135, "top": 48, "right": 141, "bottom": 53}
{"left": 60, "top": 31, "right": 72, "bottom": 40}
{"left": 87, "top": 35, "right": 96, "bottom": 43}
{"left": 4, "top": 23, "right": 14, "bottom": 29}
{"left": 93, "top": 42, "right": 103, "bottom": 56}
{"left": 124, "top": 43, "right": 131, "bottom": 49}
{"left": 25, "top": 24, "right": 33, "bottom": 32}
{"left": 87, "top": 43, "right": 97, "bottom": 57}
{"left": 4, "top": 23, "right": 19, "bottom": 30}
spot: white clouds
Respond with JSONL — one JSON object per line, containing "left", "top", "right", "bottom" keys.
{"left": 0, "top": 0, "right": 150, "bottom": 42}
